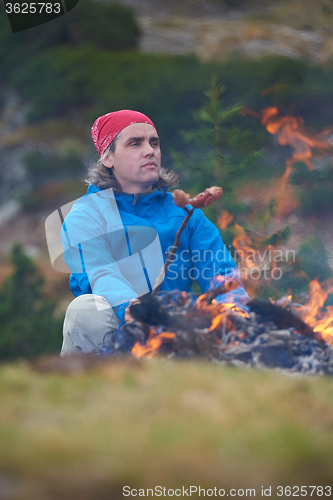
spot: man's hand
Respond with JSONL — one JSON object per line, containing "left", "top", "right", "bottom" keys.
{"left": 124, "top": 299, "right": 140, "bottom": 323}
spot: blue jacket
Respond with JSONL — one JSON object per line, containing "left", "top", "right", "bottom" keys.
{"left": 61, "top": 184, "right": 248, "bottom": 322}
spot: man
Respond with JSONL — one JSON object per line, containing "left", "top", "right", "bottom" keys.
{"left": 60, "top": 110, "right": 248, "bottom": 356}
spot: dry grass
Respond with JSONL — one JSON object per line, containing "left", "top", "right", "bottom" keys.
{"left": 0, "top": 358, "right": 333, "bottom": 499}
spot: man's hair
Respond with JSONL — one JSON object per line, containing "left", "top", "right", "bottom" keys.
{"left": 85, "top": 135, "right": 179, "bottom": 192}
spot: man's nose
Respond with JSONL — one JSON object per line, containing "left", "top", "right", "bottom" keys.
{"left": 143, "top": 141, "right": 155, "bottom": 156}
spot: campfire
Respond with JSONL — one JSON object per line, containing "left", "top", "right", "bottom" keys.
{"left": 108, "top": 107, "right": 333, "bottom": 376}
{"left": 108, "top": 278, "right": 333, "bottom": 376}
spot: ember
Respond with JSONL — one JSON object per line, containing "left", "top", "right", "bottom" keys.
{"left": 109, "top": 287, "right": 333, "bottom": 376}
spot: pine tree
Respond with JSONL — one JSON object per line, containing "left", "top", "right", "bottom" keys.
{"left": 0, "top": 244, "right": 62, "bottom": 360}
{"left": 171, "top": 74, "right": 263, "bottom": 223}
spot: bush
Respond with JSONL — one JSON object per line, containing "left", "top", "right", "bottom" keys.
{"left": 298, "top": 237, "right": 333, "bottom": 281}
{"left": 71, "top": 1, "right": 141, "bottom": 50}
{"left": 298, "top": 185, "right": 333, "bottom": 215}
{"left": 18, "top": 181, "right": 87, "bottom": 212}
{"left": 22, "top": 149, "right": 83, "bottom": 180}
{"left": 8, "top": 47, "right": 333, "bottom": 153}
{"left": 290, "top": 162, "right": 333, "bottom": 215}
{"left": 10, "top": 48, "right": 216, "bottom": 150}
{"left": 0, "top": 1, "right": 140, "bottom": 74}
{"left": 17, "top": 191, "right": 45, "bottom": 212}
{"left": 0, "top": 244, "right": 63, "bottom": 360}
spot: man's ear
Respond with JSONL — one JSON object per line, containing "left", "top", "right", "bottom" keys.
{"left": 102, "top": 153, "right": 114, "bottom": 169}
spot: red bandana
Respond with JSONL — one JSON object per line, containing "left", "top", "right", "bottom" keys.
{"left": 91, "top": 110, "right": 157, "bottom": 157}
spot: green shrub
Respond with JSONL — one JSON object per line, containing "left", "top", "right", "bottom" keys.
{"left": 71, "top": 1, "right": 141, "bottom": 50}
{"left": 0, "top": 1, "right": 140, "bottom": 74}
{"left": 289, "top": 162, "right": 333, "bottom": 215}
{"left": 9, "top": 48, "right": 216, "bottom": 150}
{"left": 299, "top": 187, "right": 333, "bottom": 215}
{"left": 298, "top": 237, "right": 333, "bottom": 281}
{"left": 22, "top": 149, "right": 83, "bottom": 180}
{"left": 9, "top": 48, "right": 333, "bottom": 154}
{"left": 17, "top": 191, "right": 45, "bottom": 212}
{"left": 0, "top": 244, "right": 63, "bottom": 360}
{"left": 18, "top": 181, "right": 87, "bottom": 212}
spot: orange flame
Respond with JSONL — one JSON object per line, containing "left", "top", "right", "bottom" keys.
{"left": 207, "top": 304, "right": 249, "bottom": 332}
{"left": 243, "top": 106, "right": 333, "bottom": 216}
{"left": 131, "top": 329, "right": 175, "bottom": 359}
{"left": 261, "top": 107, "right": 333, "bottom": 187}
{"left": 232, "top": 223, "right": 257, "bottom": 270}
{"left": 208, "top": 314, "right": 225, "bottom": 332}
{"left": 218, "top": 210, "right": 233, "bottom": 230}
{"left": 197, "top": 278, "right": 240, "bottom": 309}
{"left": 293, "top": 279, "right": 333, "bottom": 345}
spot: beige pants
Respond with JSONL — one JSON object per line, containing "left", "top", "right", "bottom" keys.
{"left": 61, "top": 294, "right": 121, "bottom": 356}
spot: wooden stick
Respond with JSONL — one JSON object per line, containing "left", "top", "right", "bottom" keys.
{"left": 152, "top": 207, "right": 194, "bottom": 296}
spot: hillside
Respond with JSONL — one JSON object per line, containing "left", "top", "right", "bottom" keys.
{"left": 1, "top": 0, "right": 333, "bottom": 321}
{"left": 116, "top": 0, "right": 333, "bottom": 63}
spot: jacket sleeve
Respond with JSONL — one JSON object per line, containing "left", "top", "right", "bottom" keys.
{"left": 188, "top": 209, "right": 249, "bottom": 307}
{"left": 61, "top": 192, "right": 138, "bottom": 319}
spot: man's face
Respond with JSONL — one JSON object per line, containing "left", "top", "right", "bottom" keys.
{"left": 103, "top": 123, "right": 161, "bottom": 193}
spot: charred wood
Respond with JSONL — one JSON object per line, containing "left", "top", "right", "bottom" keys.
{"left": 106, "top": 291, "right": 333, "bottom": 375}
{"left": 247, "top": 299, "right": 324, "bottom": 343}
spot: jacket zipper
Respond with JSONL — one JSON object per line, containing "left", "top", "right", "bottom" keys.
{"left": 132, "top": 194, "right": 140, "bottom": 215}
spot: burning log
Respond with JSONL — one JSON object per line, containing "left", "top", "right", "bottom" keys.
{"left": 112, "top": 292, "right": 224, "bottom": 358}
{"left": 130, "top": 294, "right": 214, "bottom": 332}
{"left": 108, "top": 289, "right": 333, "bottom": 376}
{"left": 247, "top": 299, "right": 324, "bottom": 343}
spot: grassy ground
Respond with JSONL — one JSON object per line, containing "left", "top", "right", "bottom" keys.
{"left": 0, "top": 358, "right": 333, "bottom": 499}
